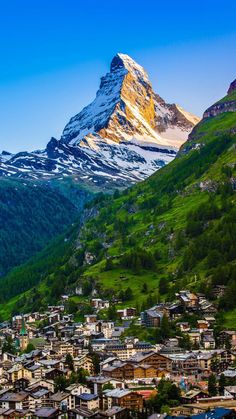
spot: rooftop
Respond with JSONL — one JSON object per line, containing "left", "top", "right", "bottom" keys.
{"left": 0, "top": 391, "right": 28, "bottom": 402}
{"left": 105, "top": 389, "right": 132, "bottom": 398}
{"left": 78, "top": 393, "right": 98, "bottom": 401}
{"left": 50, "top": 392, "right": 68, "bottom": 402}
{"left": 34, "top": 408, "right": 59, "bottom": 418}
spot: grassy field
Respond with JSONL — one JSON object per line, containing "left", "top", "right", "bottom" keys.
{"left": 0, "top": 295, "right": 21, "bottom": 320}
{"left": 224, "top": 309, "right": 236, "bottom": 329}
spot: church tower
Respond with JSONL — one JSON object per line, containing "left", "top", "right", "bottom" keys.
{"left": 19, "top": 317, "right": 28, "bottom": 351}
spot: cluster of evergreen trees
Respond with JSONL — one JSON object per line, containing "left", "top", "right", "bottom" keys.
{"left": 120, "top": 248, "right": 156, "bottom": 272}
{"left": 0, "top": 179, "right": 79, "bottom": 275}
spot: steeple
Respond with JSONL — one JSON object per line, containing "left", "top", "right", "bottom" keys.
{"left": 20, "top": 316, "right": 27, "bottom": 336}
{"left": 19, "top": 316, "right": 28, "bottom": 351}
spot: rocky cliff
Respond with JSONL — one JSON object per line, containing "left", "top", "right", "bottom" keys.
{"left": 203, "top": 79, "right": 236, "bottom": 118}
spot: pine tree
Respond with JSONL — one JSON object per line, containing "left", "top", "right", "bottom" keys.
{"left": 208, "top": 374, "right": 217, "bottom": 396}
{"left": 65, "top": 353, "right": 74, "bottom": 371}
{"left": 160, "top": 314, "right": 170, "bottom": 340}
{"left": 124, "top": 287, "right": 133, "bottom": 301}
{"left": 2, "top": 336, "right": 16, "bottom": 354}
{"left": 25, "top": 343, "right": 36, "bottom": 353}
{"left": 54, "top": 375, "right": 68, "bottom": 392}
{"left": 159, "top": 278, "right": 168, "bottom": 295}
{"left": 104, "top": 258, "right": 113, "bottom": 271}
{"left": 107, "top": 305, "right": 117, "bottom": 321}
{"left": 142, "top": 283, "right": 148, "bottom": 293}
{"left": 219, "top": 374, "right": 226, "bottom": 395}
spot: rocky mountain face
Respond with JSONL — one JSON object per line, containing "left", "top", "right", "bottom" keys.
{"left": 179, "top": 79, "right": 236, "bottom": 156}
{"left": 0, "top": 53, "right": 199, "bottom": 189}
{"left": 203, "top": 78, "right": 236, "bottom": 118}
{"left": 228, "top": 79, "right": 236, "bottom": 95}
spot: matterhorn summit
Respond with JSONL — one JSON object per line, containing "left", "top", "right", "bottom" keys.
{"left": 0, "top": 53, "right": 200, "bottom": 189}
{"left": 61, "top": 53, "right": 199, "bottom": 149}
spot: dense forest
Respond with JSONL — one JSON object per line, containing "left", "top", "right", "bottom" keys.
{"left": 0, "top": 178, "right": 92, "bottom": 275}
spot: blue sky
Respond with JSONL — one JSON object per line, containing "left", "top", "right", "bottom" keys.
{"left": 0, "top": 0, "right": 236, "bottom": 152}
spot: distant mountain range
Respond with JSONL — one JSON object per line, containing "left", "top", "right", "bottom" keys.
{"left": 0, "top": 53, "right": 199, "bottom": 190}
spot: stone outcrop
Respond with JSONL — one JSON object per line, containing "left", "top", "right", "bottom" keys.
{"left": 228, "top": 79, "right": 236, "bottom": 95}
{"left": 203, "top": 79, "right": 236, "bottom": 119}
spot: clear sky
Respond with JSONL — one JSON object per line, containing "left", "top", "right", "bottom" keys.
{"left": 0, "top": 0, "right": 235, "bottom": 153}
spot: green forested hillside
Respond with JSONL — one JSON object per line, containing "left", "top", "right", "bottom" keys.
{"left": 0, "top": 178, "right": 91, "bottom": 275}
{"left": 0, "top": 97, "right": 236, "bottom": 321}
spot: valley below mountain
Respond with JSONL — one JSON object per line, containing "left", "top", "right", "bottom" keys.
{"left": 0, "top": 78, "right": 235, "bottom": 326}
{"left": 0, "top": 53, "right": 200, "bottom": 278}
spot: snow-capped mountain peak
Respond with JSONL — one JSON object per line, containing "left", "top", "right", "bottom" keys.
{"left": 0, "top": 53, "right": 200, "bottom": 189}
{"left": 110, "top": 53, "right": 149, "bottom": 82}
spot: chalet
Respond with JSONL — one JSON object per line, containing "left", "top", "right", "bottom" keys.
{"left": 76, "top": 393, "right": 99, "bottom": 411}
{"left": 141, "top": 310, "right": 162, "bottom": 327}
{"left": 202, "top": 333, "right": 216, "bottom": 349}
{"left": 50, "top": 392, "right": 71, "bottom": 410}
{"left": 103, "top": 389, "right": 143, "bottom": 412}
{"left": 168, "top": 353, "right": 199, "bottom": 376}
{"left": 128, "top": 351, "right": 171, "bottom": 371}
{"left": 167, "top": 303, "right": 184, "bottom": 319}
{"left": 176, "top": 322, "right": 190, "bottom": 332}
{"left": 68, "top": 407, "right": 97, "bottom": 418}
{"left": 96, "top": 406, "right": 128, "bottom": 419}
{"left": 198, "top": 297, "right": 217, "bottom": 315}
{"left": 197, "top": 350, "right": 232, "bottom": 374}
{"left": 86, "top": 376, "right": 125, "bottom": 396}
{"left": 187, "top": 331, "right": 201, "bottom": 346}
{"left": 181, "top": 389, "right": 208, "bottom": 404}
{"left": 0, "top": 391, "right": 29, "bottom": 410}
{"left": 34, "top": 407, "right": 59, "bottom": 418}
{"left": 177, "top": 291, "right": 199, "bottom": 309}
{"left": 7, "top": 364, "right": 31, "bottom": 383}
{"left": 220, "top": 330, "right": 236, "bottom": 349}
{"left": 197, "top": 320, "right": 209, "bottom": 332}
{"left": 117, "top": 308, "right": 136, "bottom": 319}
{"left": 27, "top": 379, "right": 55, "bottom": 393}
{"left": 0, "top": 408, "right": 34, "bottom": 418}
{"left": 25, "top": 363, "right": 44, "bottom": 380}
{"left": 53, "top": 342, "right": 75, "bottom": 357}
{"left": 28, "top": 388, "right": 52, "bottom": 411}
{"left": 96, "top": 322, "right": 114, "bottom": 339}
{"left": 204, "top": 316, "right": 216, "bottom": 325}
{"left": 66, "top": 384, "right": 91, "bottom": 409}
{"left": 44, "top": 368, "right": 64, "bottom": 380}
{"left": 91, "top": 299, "right": 110, "bottom": 310}
{"left": 105, "top": 340, "right": 153, "bottom": 361}
{"left": 84, "top": 315, "right": 98, "bottom": 324}
{"left": 14, "top": 377, "right": 30, "bottom": 391}
{"left": 103, "top": 362, "right": 158, "bottom": 380}
{"left": 48, "top": 313, "right": 61, "bottom": 325}
{"left": 74, "top": 355, "right": 94, "bottom": 375}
